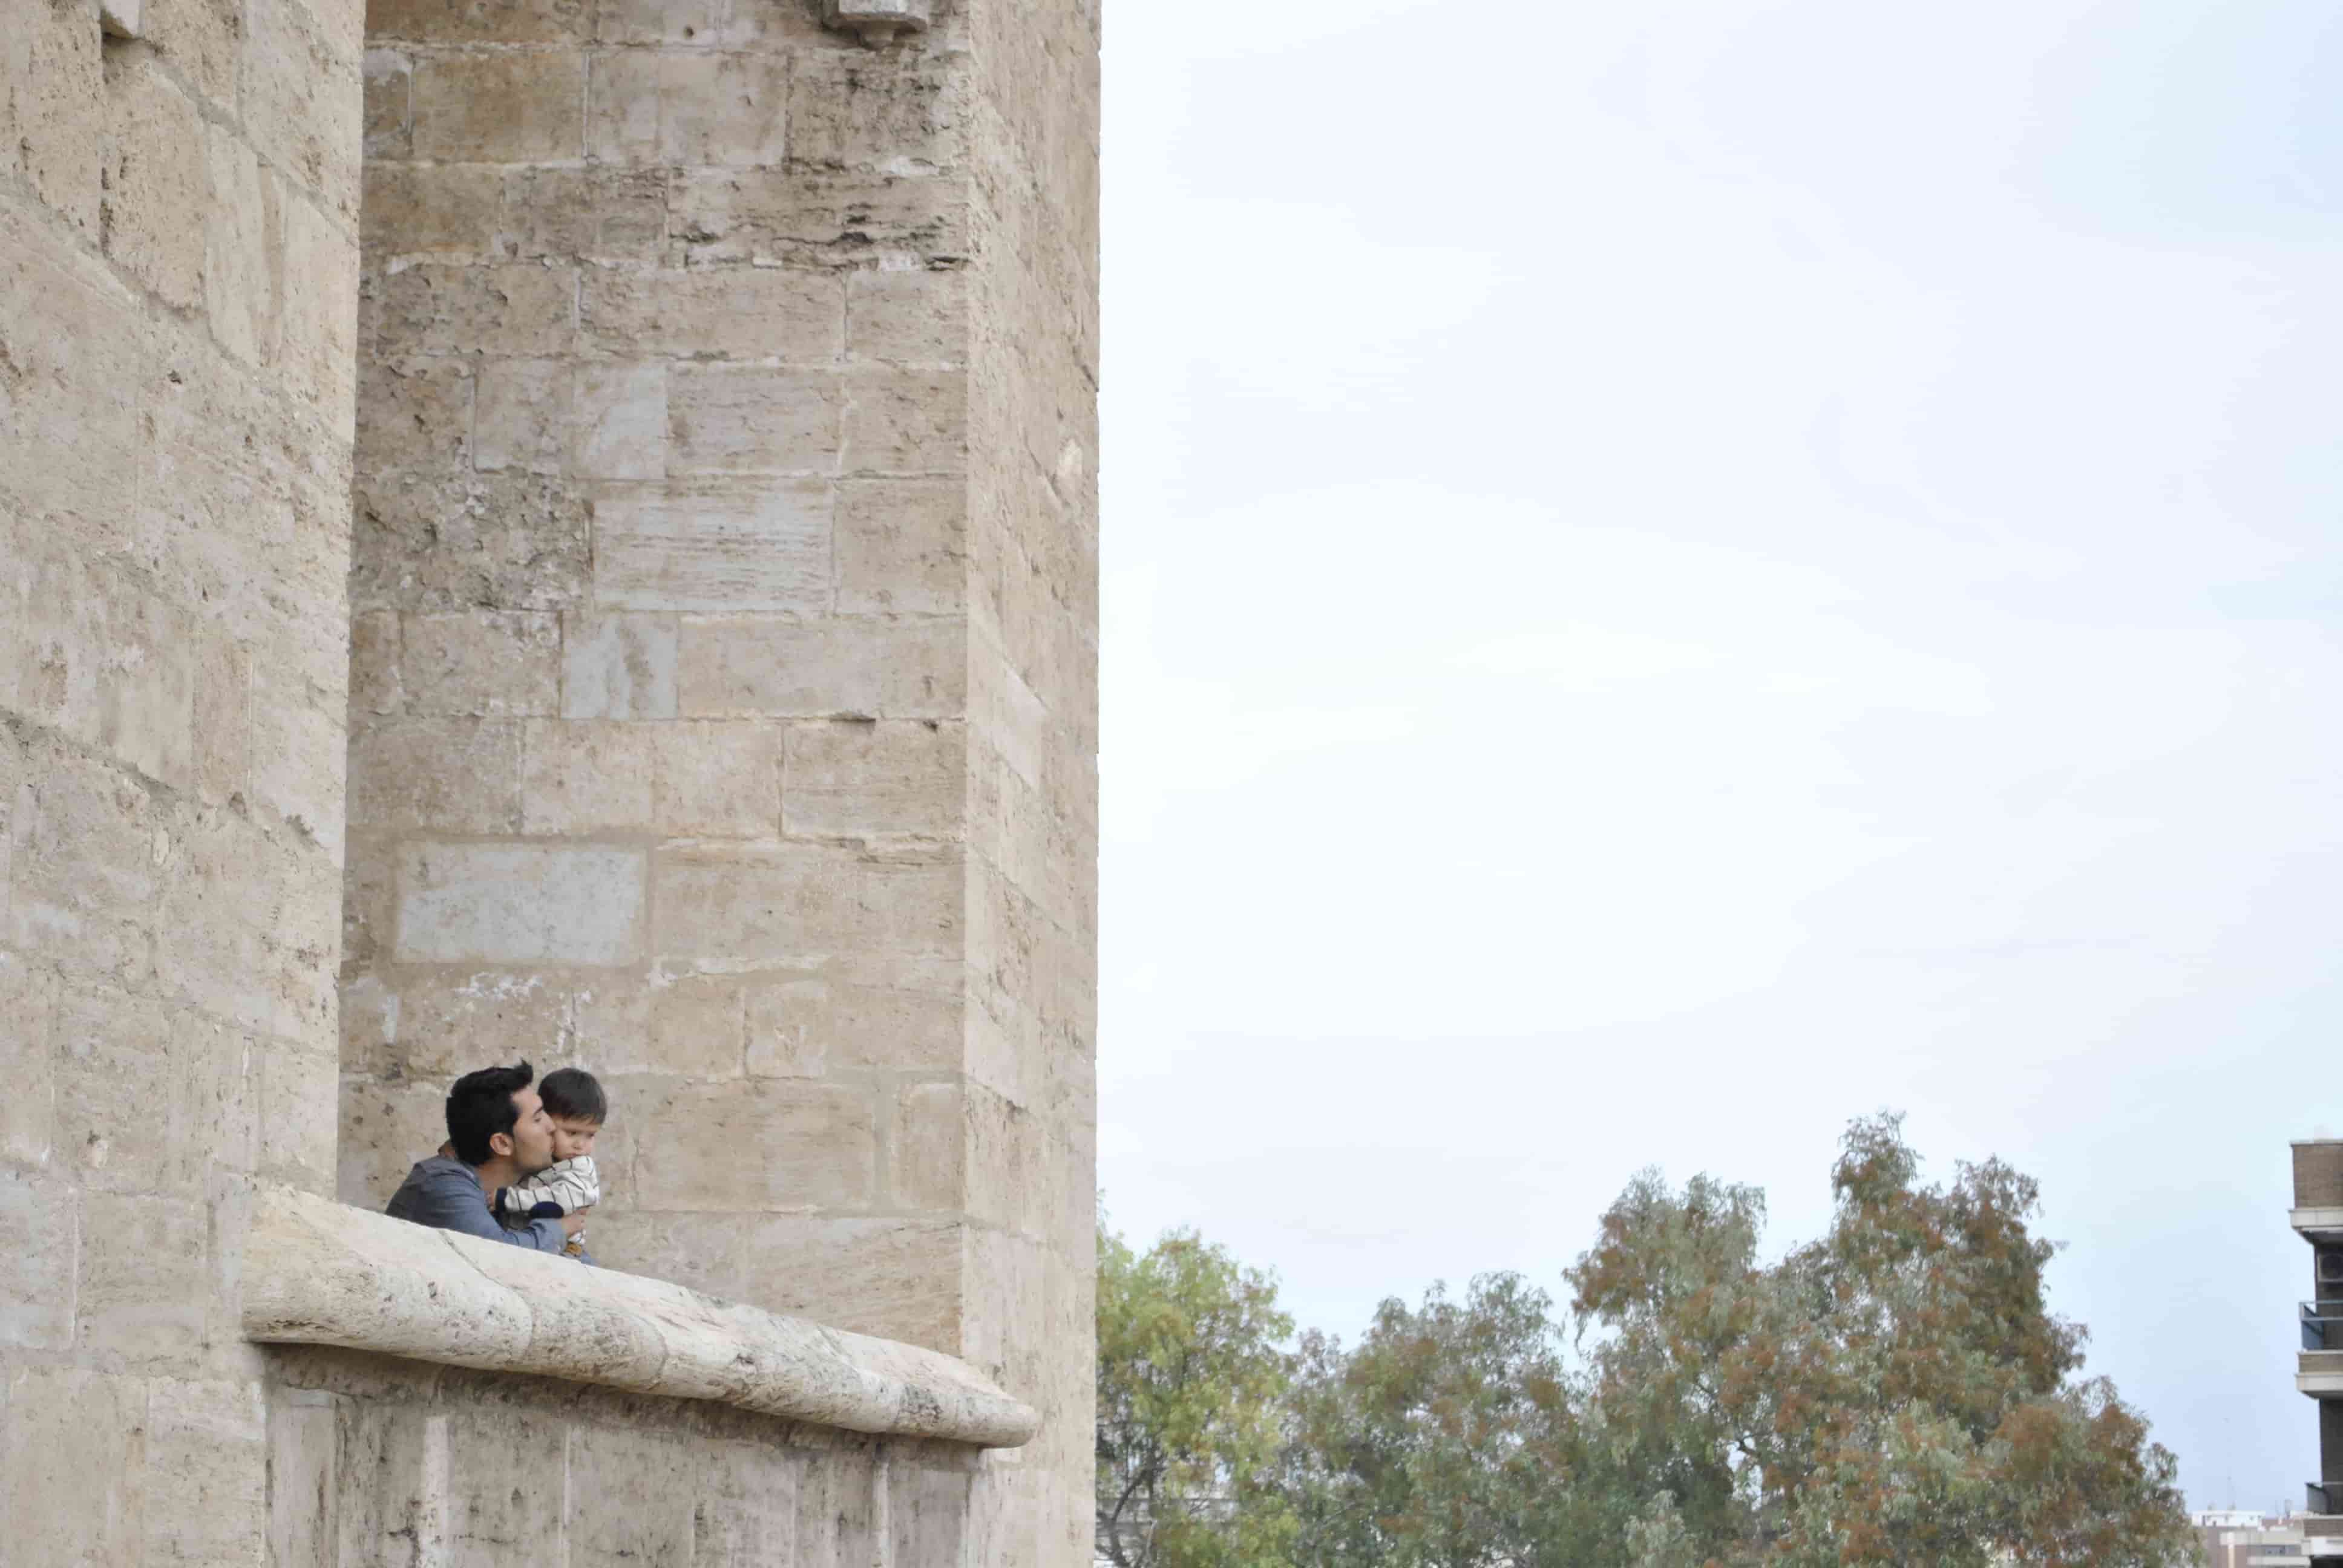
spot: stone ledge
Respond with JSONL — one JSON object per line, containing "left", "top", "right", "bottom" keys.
{"left": 240, "top": 1184, "right": 1037, "bottom": 1448}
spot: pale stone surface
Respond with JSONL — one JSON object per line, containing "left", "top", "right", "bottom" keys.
{"left": 77, "top": 1191, "right": 209, "bottom": 1367}
{"left": 339, "top": 8, "right": 1099, "bottom": 1564}
{"left": 348, "top": 716, "right": 522, "bottom": 833}
{"left": 562, "top": 613, "right": 680, "bottom": 720}
{"left": 837, "top": 476, "right": 966, "bottom": 614}
{"left": 744, "top": 957, "right": 963, "bottom": 1077}
{"left": 260, "top": 1346, "right": 1021, "bottom": 1568}
{"left": 0, "top": 1366, "right": 148, "bottom": 1564}
{"left": 580, "top": 267, "right": 844, "bottom": 361}
{"left": 0, "top": 952, "right": 57, "bottom": 1168}
{"left": 145, "top": 1377, "right": 269, "bottom": 1566}
{"left": 412, "top": 51, "right": 584, "bottom": 161}
{"left": 396, "top": 843, "right": 646, "bottom": 965}
{"left": 1, "top": 0, "right": 359, "bottom": 1547}
{"left": 634, "top": 1079, "right": 877, "bottom": 1211}
{"left": 593, "top": 480, "right": 834, "bottom": 613}
{"left": 652, "top": 843, "right": 960, "bottom": 967}
{"left": 403, "top": 610, "right": 561, "bottom": 717}
{"left": 0, "top": 1169, "right": 77, "bottom": 1351}
{"left": 655, "top": 720, "right": 784, "bottom": 838}
{"left": 102, "top": 53, "right": 208, "bottom": 309}
{"left": 785, "top": 719, "right": 965, "bottom": 839}
{"left": 244, "top": 1184, "right": 1039, "bottom": 1445}
{"left": 678, "top": 616, "right": 965, "bottom": 718}
{"left": 577, "top": 361, "right": 670, "bottom": 479}
{"left": 667, "top": 365, "right": 841, "bottom": 475}
{"left": 520, "top": 719, "right": 659, "bottom": 834}
{"left": 848, "top": 267, "right": 966, "bottom": 367}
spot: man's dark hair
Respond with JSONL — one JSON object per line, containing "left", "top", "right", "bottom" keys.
{"left": 539, "top": 1067, "right": 607, "bottom": 1125}
{"left": 446, "top": 1061, "right": 535, "bottom": 1166}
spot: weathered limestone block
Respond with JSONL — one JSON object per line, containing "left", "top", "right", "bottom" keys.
{"left": 5, "top": 0, "right": 106, "bottom": 237}
{"left": 145, "top": 1376, "right": 269, "bottom": 1565}
{"left": 368, "top": 0, "right": 589, "bottom": 43}
{"left": 566, "top": 1424, "right": 701, "bottom": 1565}
{"left": 650, "top": 843, "right": 961, "bottom": 967}
{"left": 351, "top": 469, "right": 593, "bottom": 612}
{"left": 0, "top": 1169, "right": 77, "bottom": 1351}
{"left": 411, "top": 52, "right": 584, "bottom": 160}
{"left": 353, "top": 356, "right": 474, "bottom": 473}
{"left": 401, "top": 610, "right": 560, "bottom": 717}
{"left": 373, "top": 262, "right": 578, "bottom": 357}
{"left": 677, "top": 616, "right": 965, "bottom": 718}
{"left": 144, "top": 0, "right": 243, "bottom": 106}
{"left": 77, "top": 1191, "right": 211, "bottom": 1368}
{"left": 361, "top": 47, "right": 411, "bottom": 155}
{"left": 634, "top": 1079, "right": 878, "bottom": 1211}
{"left": 520, "top": 719, "right": 660, "bottom": 834}
{"left": 0, "top": 1366, "right": 148, "bottom": 1563}
{"left": 592, "top": 480, "right": 834, "bottom": 612}
{"left": 670, "top": 169, "right": 969, "bottom": 268}
{"left": 667, "top": 365, "right": 842, "bottom": 475}
{"left": 562, "top": 613, "right": 680, "bottom": 720}
{"left": 787, "top": 51, "right": 959, "bottom": 171}
{"left": 848, "top": 266, "right": 966, "bottom": 365}
{"left": 348, "top": 716, "right": 524, "bottom": 833}
{"left": 395, "top": 843, "right": 647, "bottom": 965}
{"left": 582, "top": 52, "right": 790, "bottom": 167}
{"left": 243, "top": 1184, "right": 1040, "bottom": 1445}
{"left": 653, "top": 720, "right": 785, "bottom": 837}
{"left": 241, "top": 0, "right": 362, "bottom": 224}
{"left": 741, "top": 956, "right": 963, "bottom": 1077}
{"left": 503, "top": 165, "right": 671, "bottom": 264}
{"left": 578, "top": 267, "right": 844, "bottom": 361}
{"left": 785, "top": 719, "right": 965, "bottom": 840}
{"left": 0, "top": 954, "right": 57, "bottom": 1170}
{"left": 102, "top": 50, "right": 208, "bottom": 308}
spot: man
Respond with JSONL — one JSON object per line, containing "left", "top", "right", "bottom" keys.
{"left": 385, "top": 1061, "right": 591, "bottom": 1255}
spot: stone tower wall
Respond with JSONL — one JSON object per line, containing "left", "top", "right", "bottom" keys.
{"left": 0, "top": 0, "right": 364, "bottom": 1557}
{"left": 338, "top": 1, "right": 1097, "bottom": 1562}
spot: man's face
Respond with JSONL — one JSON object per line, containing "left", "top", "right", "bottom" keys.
{"left": 549, "top": 1116, "right": 600, "bottom": 1163}
{"left": 502, "top": 1085, "right": 556, "bottom": 1177}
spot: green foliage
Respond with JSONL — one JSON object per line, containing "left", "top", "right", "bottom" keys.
{"left": 1097, "top": 1217, "right": 1298, "bottom": 1568}
{"left": 1567, "top": 1113, "right": 2198, "bottom": 1567}
{"left": 1100, "top": 1116, "right": 2198, "bottom": 1568}
{"left": 1282, "top": 1274, "right": 1602, "bottom": 1568}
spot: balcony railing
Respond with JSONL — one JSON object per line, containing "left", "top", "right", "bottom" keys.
{"left": 2302, "top": 1301, "right": 2343, "bottom": 1351}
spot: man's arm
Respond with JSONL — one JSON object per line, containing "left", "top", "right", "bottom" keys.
{"left": 403, "top": 1164, "right": 567, "bottom": 1253}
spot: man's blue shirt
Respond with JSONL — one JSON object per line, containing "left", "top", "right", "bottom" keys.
{"left": 385, "top": 1154, "right": 570, "bottom": 1254}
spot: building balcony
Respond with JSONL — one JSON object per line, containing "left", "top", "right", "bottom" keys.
{"left": 2302, "top": 1302, "right": 2343, "bottom": 1353}
{"left": 2295, "top": 1143, "right": 2343, "bottom": 1238}
{"left": 2297, "top": 1340, "right": 2343, "bottom": 1397}
{"left": 2301, "top": 1509, "right": 2343, "bottom": 1558}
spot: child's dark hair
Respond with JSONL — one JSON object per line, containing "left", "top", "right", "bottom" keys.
{"left": 446, "top": 1061, "right": 534, "bottom": 1166}
{"left": 539, "top": 1066, "right": 607, "bottom": 1124}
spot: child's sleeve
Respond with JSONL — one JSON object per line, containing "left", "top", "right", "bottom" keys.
{"left": 509, "top": 1156, "right": 600, "bottom": 1214}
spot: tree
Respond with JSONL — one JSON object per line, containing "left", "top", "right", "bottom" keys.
{"left": 1283, "top": 1272, "right": 1607, "bottom": 1568}
{"left": 1099, "top": 1114, "right": 2195, "bottom": 1568}
{"left": 1567, "top": 1113, "right": 2198, "bottom": 1567}
{"left": 1097, "top": 1218, "right": 1297, "bottom": 1568}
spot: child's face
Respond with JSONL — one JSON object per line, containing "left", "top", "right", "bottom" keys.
{"left": 549, "top": 1116, "right": 601, "bottom": 1162}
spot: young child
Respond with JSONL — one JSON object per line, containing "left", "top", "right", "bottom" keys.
{"left": 493, "top": 1066, "right": 606, "bottom": 1259}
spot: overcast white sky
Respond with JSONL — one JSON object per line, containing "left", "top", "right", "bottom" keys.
{"left": 1095, "top": 0, "right": 2343, "bottom": 1512}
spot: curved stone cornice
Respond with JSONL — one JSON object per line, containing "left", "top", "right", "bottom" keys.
{"left": 241, "top": 1184, "right": 1038, "bottom": 1449}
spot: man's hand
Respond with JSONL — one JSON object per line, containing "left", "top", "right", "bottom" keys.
{"left": 560, "top": 1207, "right": 592, "bottom": 1238}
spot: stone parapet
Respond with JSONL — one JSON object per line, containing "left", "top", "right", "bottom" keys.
{"left": 244, "top": 1184, "right": 1038, "bottom": 1448}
